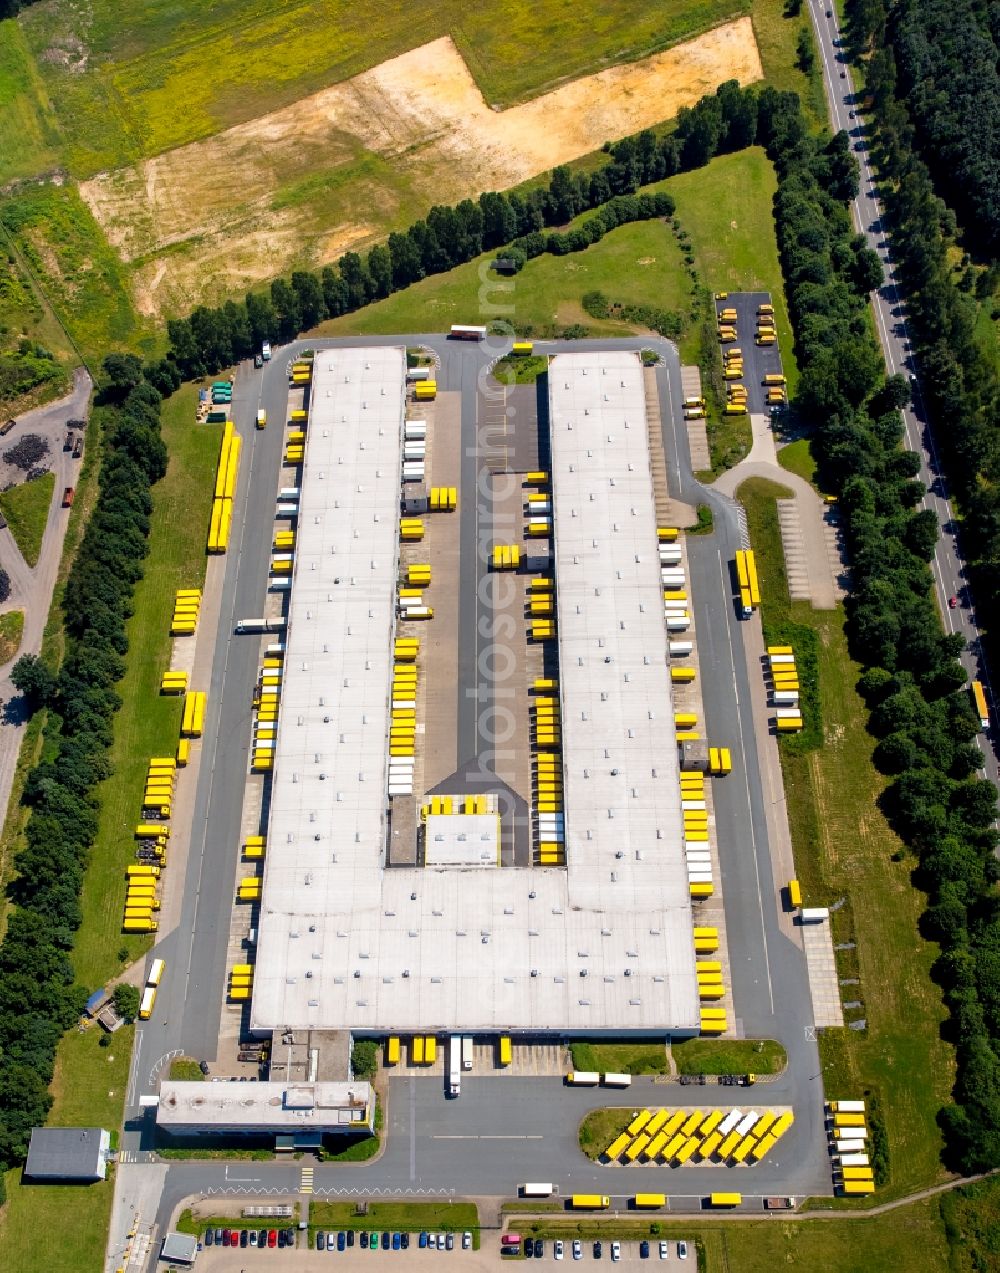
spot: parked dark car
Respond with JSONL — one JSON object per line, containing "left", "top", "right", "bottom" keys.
{"left": 640, "top": 1240, "right": 650, "bottom": 1259}
{"left": 382, "top": 1231, "right": 391, "bottom": 1250}
{"left": 204, "top": 1229, "right": 214, "bottom": 1246}
{"left": 240, "top": 1228, "right": 248, "bottom": 1247}
{"left": 360, "top": 1231, "right": 369, "bottom": 1249}
{"left": 401, "top": 1232, "right": 409, "bottom": 1250}
{"left": 317, "top": 1231, "right": 326, "bottom": 1251}
{"left": 534, "top": 1238, "right": 544, "bottom": 1259}
{"left": 347, "top": 1229, "right": 355, "bottom": 1246}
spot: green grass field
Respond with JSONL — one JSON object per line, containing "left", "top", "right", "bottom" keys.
{"left": 169, "top": 1057, "right": 205, "bottom": 1081}
{"left": 0, "top": 185, "right": 156, "bottom": 365}
{"left": 0, "top": 609, "right": 24, "bottom": 664}
{"left": 0, "top": 1026, "right": 133, "bottom": 1273}
{"left": 11, "top": 0, "right": 748, "bottom": 179}
{"left": 568, "top": 1038, "right": 784, "bottom": 1077}
{"left": 320, "top": 214, "right": 692, "bottom": 340}
{"left": 738, "top": 477, "right": 954, "bottom": 1199}
{"left": 74, "top": 385, "right": 219, "bottom": 983}
{"left": 0, "top": 237, "right": 78, "bottom": 414}
{"left": 570, "top": 1041, "right": 670, "bottom": 1075}
{"left": 0, "top": 470, "right": 53, "bottom": 566}
{"left": 939, "top": 1175, "right": 1000, "bottom": 1272}
{"left": 578, "top": 1108, "right": 635, "bottom": 1159}
{"left": 0, "top": 20, "right": 62, "bottom": 184}
{"left": 667, "top": 147, "right": 797, "bottom": 394}
{"left": 307, "top": 1201, "right": 479, "bottom": 1235}
{"left": 671, "top": 1037, "right": 786, "bottom": 1075}
{"left": 777, "top": 436, "right": 818, "bottom": 486}
{"left": 510, "top": 1197, "right": 950, "bottom": 1270}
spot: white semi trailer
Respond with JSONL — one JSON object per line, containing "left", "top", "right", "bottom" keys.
{"left": 448, "top": 1036, "right": 462, "bottom": 1098}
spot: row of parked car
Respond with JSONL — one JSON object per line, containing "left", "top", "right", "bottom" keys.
{"left": 519, "top": 1238, "right": 689, "bottom": 1261}
{"left": 327, "top": 1230, "right": 472, "bottom": 1252}
{"left": 204, "top": 1226, "right": 474, "bottom": 1252}
{"left": 203, "top": 1228, "right": 294, "bottom": 1249}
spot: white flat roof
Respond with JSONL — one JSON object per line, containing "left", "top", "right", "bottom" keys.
{"left": 250, "top": 346, "right": 699, "bottom": 1035}
{"left": 424, "top": 814, "right": 500, "bottom": 867}
{"left": 253, "top": 346, "right": 406, "bottom": 1027}
{"left": 549, "top": 350, "right": 692, "bottom": 923}
{"left": 157, "top": 1081, "right": 372, "bottom": 1130}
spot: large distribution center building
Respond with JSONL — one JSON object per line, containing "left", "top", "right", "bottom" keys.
{"left": 250, "top": 346, "right": 699, "bottom": 1038}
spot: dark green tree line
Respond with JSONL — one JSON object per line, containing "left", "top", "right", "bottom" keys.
{"left": 0, "top": 355, "right": 166, "bottom": 1194}
{"left": 844, "top": 0, "right": 1000, "bottom": 699}
{"left": 158, "top": 184, "right": 674, "bottom": 381}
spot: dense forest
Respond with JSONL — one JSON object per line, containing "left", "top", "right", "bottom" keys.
{"left": 846, "top": 0, "right": 1000, "bottom": 689}
{"left": 885, "top": 0, "right": 1000, "bottom": 260}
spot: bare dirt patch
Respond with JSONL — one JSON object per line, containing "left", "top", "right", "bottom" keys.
{"left": 81, "top": 21, "right": 762, "bottom": 316}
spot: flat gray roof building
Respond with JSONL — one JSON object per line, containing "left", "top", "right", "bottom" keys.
{"left": 156, "top": 1080, "right": 373, "bottom": 1137}
{"left": 250, "top": 346, "right": 699, "bottom": 1036}
{"left": 160, "top": 1232, "right": 199, "bottom": 1265}
{"left": 24, "top": 1126, "right": 111, "bottom": 1181}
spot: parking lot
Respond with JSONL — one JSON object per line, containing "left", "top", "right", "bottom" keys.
{"left": 185, "top": 1236, "right": 693, "bottom": 1270}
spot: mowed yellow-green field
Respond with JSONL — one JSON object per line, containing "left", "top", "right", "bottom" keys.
{"left": 9, "top": 0, "right": 748, "bottom": 181}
